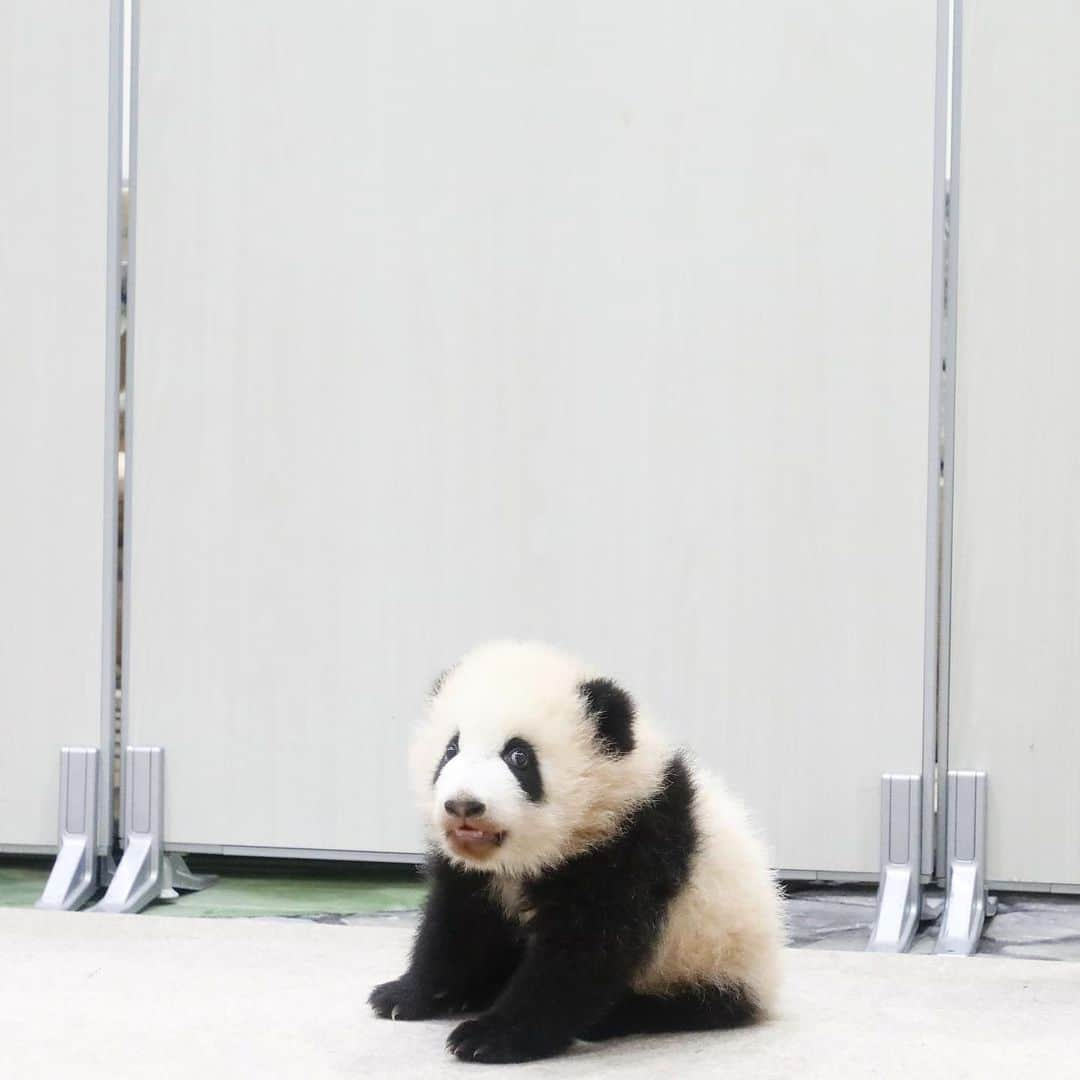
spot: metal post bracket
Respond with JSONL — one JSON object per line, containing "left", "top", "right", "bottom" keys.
{"left": 936, "top": 770, "right": 991, "bottom": 955}
{"left": 91, "top": 746, "right": 216, "bottom": 914}
{"left": 36, "top": 748, "right": 102, "bottom": 911}
{"left": 868, "top": 774, "right": 924, "bottom": 953}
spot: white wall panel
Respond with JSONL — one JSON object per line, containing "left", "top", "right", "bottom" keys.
{"left": 129, "top": 1, "right": 939, "bottom": 871}
{"left": 949, "top": 0, "right": 1080, "bottom": 887}
{"left": 0, "top": 1, "right": 118, "bottom": 852}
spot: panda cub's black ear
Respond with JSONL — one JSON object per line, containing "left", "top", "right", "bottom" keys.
{"left": 579, "top": 678, "right": 636, "bottom": 756}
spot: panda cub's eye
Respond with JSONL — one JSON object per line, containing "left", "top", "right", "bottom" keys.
{"left": 500, "top": 738, "right": 543, "bottom": 802}
{"left": 432, "top": 733, "right": 460, "bottom": 786}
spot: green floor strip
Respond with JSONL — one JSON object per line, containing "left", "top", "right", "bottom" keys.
{"left": 0, "top": 857, "right": 426, "bottom": 919}
{"left": 0, "top": 861, "right": 49, "bottom": 908}
{"left": 143, "top": 868, "right": 427, "bottom": 919}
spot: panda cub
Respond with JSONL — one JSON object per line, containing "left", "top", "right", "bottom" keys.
{"left": 370, "top": 640, "right": 784, "bottom": 1063}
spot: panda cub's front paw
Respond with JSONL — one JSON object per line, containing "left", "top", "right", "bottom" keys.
{"left": 369, "top": 977, "right": 448, "bottom": 1021}
{"left": 446, "top": 1014, "right": 570, "bottom": 1064}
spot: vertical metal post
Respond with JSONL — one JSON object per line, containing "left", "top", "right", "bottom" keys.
{"left": 98, "top": 0, "right": 126, "bottom": 861}
{"left": 920, "top": 0, "right": 956, "bottom": 882}
{"left": 934, "top": 0, "right": 965, "bottom": 883}
{"left": 118, "top": 0, "right": 142, "bottom": 846}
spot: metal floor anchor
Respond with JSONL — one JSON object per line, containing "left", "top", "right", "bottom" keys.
{"left": 867, "top": 774, "right": 924, "bottom": 952}
{"left": 91, "top": 747, "right": 216, "bottom": 914}
{"left": 160, "top": 853, "right": 217, "bottom": 900}
{"left": 36, "top": 748, "right": 103, "bottom": 910}
{"left": 936, "top": 770, "right": 992, "bottom": 955}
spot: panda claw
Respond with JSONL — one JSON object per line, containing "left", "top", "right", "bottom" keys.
{"left": 390, "top": 1005, "right": 400, "bottom": 1020}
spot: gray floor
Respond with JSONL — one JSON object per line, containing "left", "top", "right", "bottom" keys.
{"left": 331, "top": 885, "right": 1080, "bottom": 964}
{"left": 192, "top": 883, "right": 1080, "bottom": 965}
{"left": 785, "top": 885, "right": 1080, "bottom": 961}
{"left": 3, "top": 908, "right": 1078, "bottom": 1079}
{"left": 7, "top": 858, "right": 1080, "bottom": 961}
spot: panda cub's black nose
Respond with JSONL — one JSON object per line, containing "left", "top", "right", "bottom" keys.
{"left": 445, "top": 798, "right": 486, "bottom": 819}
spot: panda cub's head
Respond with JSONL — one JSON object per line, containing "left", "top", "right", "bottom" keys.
{"left": 412, "top": 640, "right": 667, "bottom": 878}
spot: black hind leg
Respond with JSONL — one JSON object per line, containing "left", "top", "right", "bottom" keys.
{"left": 581, "top": 985, "right": 760, "bottom": 1042}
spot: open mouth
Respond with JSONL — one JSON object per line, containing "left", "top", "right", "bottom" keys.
{"left": 445, "top": 823, "right": 507, "bottom": 851}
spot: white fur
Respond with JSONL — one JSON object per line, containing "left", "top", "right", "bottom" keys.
{"left": 411, "top": 640, "right": 785, "bottom": 1009}
{"left": 632, "top": 762, "right": 786, "bottom": 1011}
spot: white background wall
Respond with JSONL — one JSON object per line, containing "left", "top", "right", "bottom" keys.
{"left": 949, "top": 0, "right": 1080, "bottom": 887}
{"left": 127, "top": 0, "right": 939, "bottom": 870}
{"left": 0, "top": 0, "right": 116, "bottom": 851}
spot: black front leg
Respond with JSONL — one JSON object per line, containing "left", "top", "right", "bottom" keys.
{"left": 445, "top": 756, "right": 696, "bottom": 1062}
{"left": 369, "top": 855, "right": 522, "bottom": 1021}
{"left": 445, "top": 903, "right": 654, "bottom": 1062}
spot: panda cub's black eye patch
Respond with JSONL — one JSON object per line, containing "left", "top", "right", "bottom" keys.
{"left": 501, "top": 737, "right": 544, "bottom": 803}
{"left": 433, "top": 732, "right": 459, "bottom": 785}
